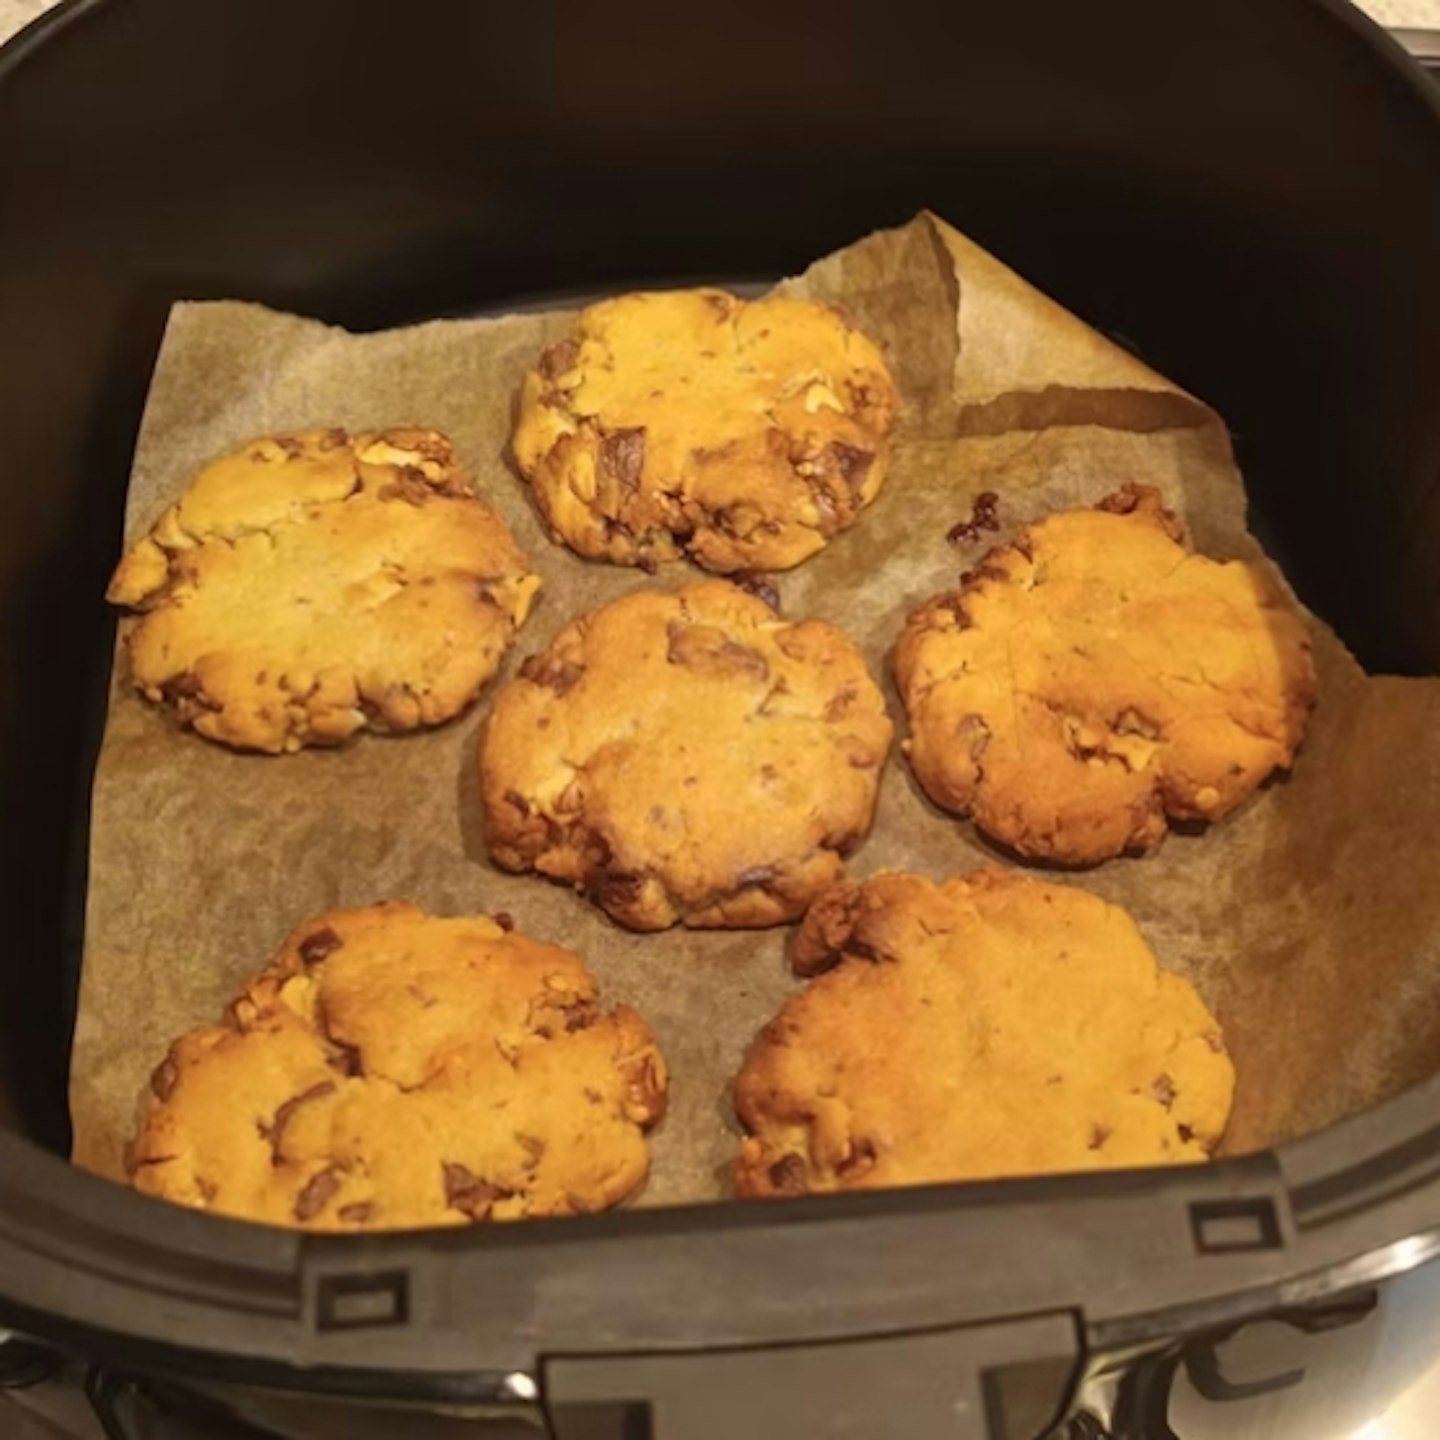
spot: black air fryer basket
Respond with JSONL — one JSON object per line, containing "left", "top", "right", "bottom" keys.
{"left": 2, "top": 3, "right": 1440, "bottom": 1437}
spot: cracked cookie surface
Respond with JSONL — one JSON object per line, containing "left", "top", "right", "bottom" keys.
{"left": 107, "top": 428, "right": 541, "bottom": 754}
{"left": 481, "top": 581, "right": 893, "bottom": 931}
{"left": 511, "top": 288, "right": 898, "bottom": 573}
{"left": 130, "top": 902, "right": 667, "bottom": 1230}
{"left": 735, "top": 869, "right": 1234, "bottom": 1196}
{"left": 893, "top": 486, "right": 1316, "bottom": 865}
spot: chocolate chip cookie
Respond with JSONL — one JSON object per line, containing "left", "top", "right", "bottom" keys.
{"left": 735, "top": 869, "right": 1234, "bottom": 1196}
{"left": 107, "top": 428, "right": 540, "bottom": 753}
{"left": 481, "top": 581, "right": 893, "bottom": 931}
{"left": 130, "top": 902, "right": 667, "bottom": 1230}
{"left": 894, "top": 486, "right": 1316, "bottom": 864}
{"left": 511, "top": 288, "right": 898, "bottom": 573}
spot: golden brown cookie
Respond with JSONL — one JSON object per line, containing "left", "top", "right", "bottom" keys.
{"left": 893, "top": 486, "right": 1316, "bottom": 864}
{"left": 511, "top": 288, "right": 898, "bottom": 573}
{"left": 735, "top": 870, "right": 1234, "bottom": 1196}
{"left": 130, "top": 902, "right": 667, "bottom": 1230}
{"left": 481, "top": 581, "right": 893, "bottom": 931}
{"left": 107, "top": 428, "right": 540, "bottom": 754}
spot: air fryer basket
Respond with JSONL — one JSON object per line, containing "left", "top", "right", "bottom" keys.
{"left": 1, "top": 1, "right": 1439, "bottom": 1436}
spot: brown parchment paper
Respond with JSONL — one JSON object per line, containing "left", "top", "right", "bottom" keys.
{"left": 71, "top": 212, "right": 1440, "bottom": 1200}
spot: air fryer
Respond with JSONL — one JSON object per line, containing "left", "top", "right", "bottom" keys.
{"left": 1, "top": 2, "right": 1440, "bottom": 1437}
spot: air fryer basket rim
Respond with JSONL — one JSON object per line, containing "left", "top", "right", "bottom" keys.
{"left": 1, "top": 0, "right": 1440, "bottom": 1397}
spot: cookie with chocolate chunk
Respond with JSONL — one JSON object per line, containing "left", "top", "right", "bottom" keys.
{"left": 893, "top": 485, "right": 1316, "bottom": 865}
{"left": 107, "top": 428, "right": 540, "bottom": 753}
{"left": 735, "top": 870, "right": 1234, "bottom": 1196}
{"left": 512, "top": 288, "right": 898, "bottom": 573}
{"left": 481, "top": 581, "right": 893, "bottom": 931}
{"left": 131, "top": 902, "right": 667, "bottom": 1230}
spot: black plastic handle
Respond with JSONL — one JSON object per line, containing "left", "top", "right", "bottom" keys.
{"left": 543, "top": 1313, "right": 1079, "bottom": 1440}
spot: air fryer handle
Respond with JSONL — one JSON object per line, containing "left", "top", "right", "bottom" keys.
{"left": 542, "top": 1312, "right": 1080, "bottom": 1440}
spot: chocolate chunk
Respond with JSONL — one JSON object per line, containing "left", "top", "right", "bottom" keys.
{"left": 377, "top": 469, "right": 434, "bottom": 506}
{"left": 161, "top": 671, "right": 205, "bottom": 701}
{"left": 562, "top": 1000, "right": 598, "bottom": 1033}
{"left": 328, "top": 1041, "right": 364, "bottom": 1078}
{"left": 590, "top": 869, "right": 647, "bottom": 912}
{"left": 665, "top": 621, "right": 769, "bottom": 681}
{"left": 730, "top": 570, "right": 781, "bottom": 612}
{"left": 317, "top": 428, "right": 349, "bottom": 451}
{"left": 1095, "top": 485, "right": 1185, "bottom": 541}
{"left": 938, "top": 594, "right": 974, "bottom": 630}
{"left": 599, "top": 427, "right": 646, "bottom": 493}
{"left": 264, "top": 1081, "right": 336, "bottom": 1162}
{"left": 538, "top": 337, "right": 580, "bottom": 382}
{"left": 520, "top": 653, "right": 585, "bottom": 696}
{"left": 846, "top": 936, "right": 895, "bottom": 965}
{"left": 802, "top": 482, "right": 841, "bottom": 530}
{"left": 293, "top": 1167, "right": 342, "bottom": 1222}
{"left": 1152, "top": 1073, "right": 1177, "bottom": 1109}
{"left": 961, "top": 561, "right": 1012, "bottom": 589}
{"left": 149, "top": 1057, "right": 179, "bottom": 1102}
{"left": 1177, "top": 1124, "right": 1195, "bottom": 1144}
{"left": 1096, "top": 486, "right": 1142, "bottom": 516}
{"left": 846, "top": 379, "right": 876, "bottom": 412}
{"left": 442, "top": 1161, "right": 512, "bottom": 1217}
{"left": 703, "top": 292, "right": 735, "bottom": 319}
{"left": 720, "top": 640, "right": 769, "bottom": 680}
{"left": 829, "top": 442, "right": 873, "bottom": 500}
{"left": 735, "top": 865, "right": 776, "bottom": 890}
{"left": 493, "top": 911, "right": 515, "bottom": 932}
{"left": 957, "top": 713, "right": 990, "bottom": 763}
{"left": 946, "top": 491, "right": 1001, "bottom": 545}
{"left": 337, "top": 1202, "right": 374, "bottom": 1224}
{"left": 1088, "top": 1123, "right": 1112, "bottom": 1151}
{"left": 767, "top": 1153, "right": 809, "bottom": 1194}
{"left": 298, "top": 926, "right": 343, "bottom": 966}
{"left": 836, "top": 1136, "right": 878, "bottom": 1179}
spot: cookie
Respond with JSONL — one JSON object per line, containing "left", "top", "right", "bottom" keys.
{"left": 735, "top": 870, "right": 1235, "bottom": 1196}
{"left": 512, "top": 289, "right": 898, "bottom": 573}
{"left": 107, "top": 428, "right": 540, "bottom": 753}
{"left": 130, "top": 902, "right": 667, "bottom": 1230}
{"left": 893, "top": 486, "right": 1316, "bottom": 864}
{"left": 481, "top": 581, "right": 893, "bottom": 931}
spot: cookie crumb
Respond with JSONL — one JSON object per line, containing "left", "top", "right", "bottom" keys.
{"left": 946, "top": 491, "right": 1000, "bottom": 545}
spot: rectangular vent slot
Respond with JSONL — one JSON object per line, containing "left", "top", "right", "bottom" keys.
{"left": 315, "top": 1269, "right": 409, "bottom": 1331}
{"left": 1191, "top": 1197, "right": 1283, "bottom": 1254}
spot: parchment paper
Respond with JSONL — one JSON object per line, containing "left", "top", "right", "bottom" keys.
{"left": 71, "top": 212, "right": 1440, "bottom": 1199}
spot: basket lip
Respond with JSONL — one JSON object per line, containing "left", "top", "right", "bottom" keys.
{"left": 0, "top": 1070, "right": 1438, "bottom": 1391}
